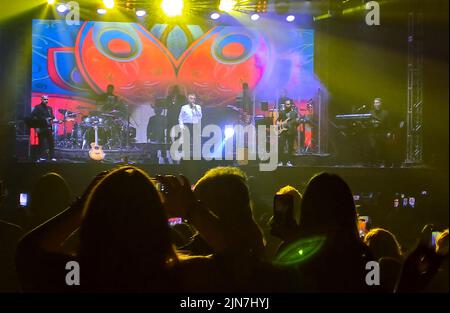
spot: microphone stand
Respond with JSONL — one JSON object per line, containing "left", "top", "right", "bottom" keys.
{"left": 355, "top": 105, "right": 367, "bottom": 112}
{"left": 126, "top": 104, "right": 130, "bottom": 150}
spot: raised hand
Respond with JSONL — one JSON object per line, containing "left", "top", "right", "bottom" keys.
{"left": 156, "top": 174, "right": 196, "bottom": 218}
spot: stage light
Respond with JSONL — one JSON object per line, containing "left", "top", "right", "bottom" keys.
{"left": 210, "top": 12, "right": 221, "bottom": 20}
{"left": 313, "top": 11, "right": 332, "bottom": 22}
{"left": 103, "top": 0, "right": 115, "bottom": 9}
{"left": 136, "top": 10, "right": 146, "bottom": 17}
{"left": 224, "top": 127, "right": 235, "bottom": 139}
{"left": 56, "top": 3, "right": 68, "bottom": 13}
{"left": 250, "top": 13, "right": 260, "bottom": 21}
{"left": 47, "top": 0, "right": 55, "bottom": 4}
{"left": 97, "top": 8, "right": 107, "bottom": 15}
{"left": 286, "top": 15, "right": 295, "bottom": 22}
{"left": 161, "top": 0, "right": 184, "bottom": 17}
{"left": 255, "top": 0, "right": 268, "bottom": 13}
{"left": 219, "top": 0, "right": 236, "bottom": 12}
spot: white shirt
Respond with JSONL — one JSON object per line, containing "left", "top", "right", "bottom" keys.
{"left": 178, "top": 104, "right": 202, "bottom": 125}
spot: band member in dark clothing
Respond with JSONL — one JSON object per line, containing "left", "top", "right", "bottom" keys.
{"left": 97, "top": 84, "right": 128, "bottom": 120}
{"left": 368, "top": 97, "right": 391, "bottom": 166}
{"left": 97, "top": 85, "right": 119, "bottom": 112}
{"left": 30, "top": 95, "right": 56, "bottom": 161}
{"left": 147, "top": 107, "right": 166, "bottom": 143}
{"left": 166, "top": 85, "right": 186, "bottom": 143}
{"left": 147, "top": 106, "right": 170, "bottom": 163}
{"left": 278, "top": 89, "right": 292, "bottom": 112}
{"left": 237, "top": 82, "right": 253, "bottom": 123}
{"left": 95, "top": 84, "right": 128, "bottom": 147}
{"left": 277, "top": 99, "right": 298, "bottom": 167}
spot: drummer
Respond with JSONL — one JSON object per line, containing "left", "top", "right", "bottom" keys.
{"left": 96, "top": 84, "right": 126, "bottom": 117}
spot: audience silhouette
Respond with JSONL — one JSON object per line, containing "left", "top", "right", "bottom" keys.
{"left": 1, "top": 167, "right": 446, "bottom": 293}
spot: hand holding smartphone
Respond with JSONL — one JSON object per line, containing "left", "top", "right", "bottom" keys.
{"left": 357, "top": 215, "right": 370, "bottom": 238}
{"left": 273, "top": 194, "right": 294, "bottom": 226}
{"left": 19, "top": 193, "right": 29, "bottom": 207}
{"left": 271, "top": 193, "right": 297, "bottom": 240}
{"left": 152, "top": 175, "right": 196, "bottom": 219}
{"left": 431, "top": 230, "right": 442, "bottom": 248}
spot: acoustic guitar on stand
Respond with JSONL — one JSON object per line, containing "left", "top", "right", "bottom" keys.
{"left": 89, "top": 125, "right": 105, "bottom": 161}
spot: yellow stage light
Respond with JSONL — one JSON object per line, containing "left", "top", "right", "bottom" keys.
{"left": 103, "top": 0, "right": 115, "bottom": 9}
{"left": 219, "top": 0, "right": 237, "bottom": 12}
{"left": 47, "top": 0, "right": 56, "bottom": 4}
{"left": 161, "top": 0, "right": 184, "bottom": 17}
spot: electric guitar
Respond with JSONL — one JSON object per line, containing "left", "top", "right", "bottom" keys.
{"left": 276, "top": 117, "right": 293, "bottom": 135}
{"left": 89, "top": 125, "right": 105, "bottom": 161}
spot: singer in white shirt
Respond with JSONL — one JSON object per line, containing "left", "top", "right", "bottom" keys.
{"left": 178, "top": 93, "right": 202, "bottom": 130}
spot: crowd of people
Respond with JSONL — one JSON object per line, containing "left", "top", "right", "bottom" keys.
{"left": 0, "top": 167, "right": 448, "bottom": 293}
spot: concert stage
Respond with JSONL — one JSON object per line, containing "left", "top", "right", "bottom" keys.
{"left": 0, "top": 0, "right": 446, "bottom": 235}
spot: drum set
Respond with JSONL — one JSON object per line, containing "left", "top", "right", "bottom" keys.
{"left": 55, "top": 107, "right": 134, "bottom": 150}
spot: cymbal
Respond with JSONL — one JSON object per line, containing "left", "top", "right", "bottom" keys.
{"left": 101, "top": 113, "right": 115, "bottom": 117}
{"left": 58, "top": 108, "right": 68, "bottom": 114}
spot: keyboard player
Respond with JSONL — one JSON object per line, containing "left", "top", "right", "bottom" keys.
{"left": 336, "top": 98, "right": 391, "bottom": 166}
{"left": 368, "top": 97, "right": 391, "bottom": 166}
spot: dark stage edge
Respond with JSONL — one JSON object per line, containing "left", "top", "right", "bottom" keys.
{"left": 2, "top": 159, "right": 447, "bottom": 196}
{"left": 1, "top": 160, "right": 448, "bottom": 229}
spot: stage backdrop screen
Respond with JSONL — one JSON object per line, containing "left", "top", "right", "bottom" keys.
{"left": 31, "top": 19, "right": 317, "bottom": 142}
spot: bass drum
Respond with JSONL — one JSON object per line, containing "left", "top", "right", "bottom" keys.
{"left": 70, "top": 123, "right": 84, "bottom": 148}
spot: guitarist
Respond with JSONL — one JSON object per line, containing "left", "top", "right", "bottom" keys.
{"left": 277, "top": 99, "right": 298, "bottom": 167}
{"left": 30, "top": 95, "right": 56, "bottom": 161}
